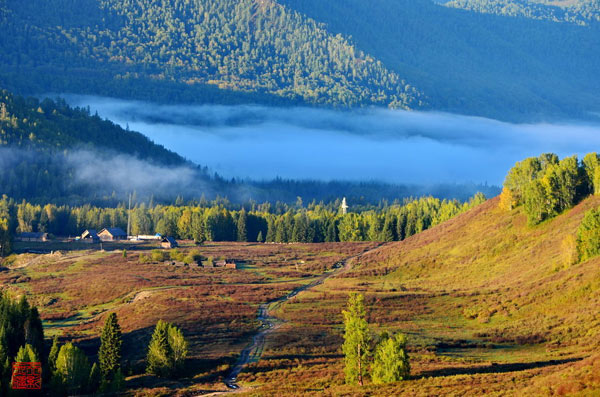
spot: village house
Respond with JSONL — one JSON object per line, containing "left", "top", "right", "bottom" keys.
{"left": 98, "top": 227, "right": 127, "bottom": 241}
{"left": 80, "top": 229, "right": 100, "bottom": 243}
{"left": 215, "top": 259, "right": 238, "bottom": 269}
{"left": 160, "top": 236, "right": 178, "bottom": 249}
{"left": 16, "top": 232, "right": 48, "bottom": 242}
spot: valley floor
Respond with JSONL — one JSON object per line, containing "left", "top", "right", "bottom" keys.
{"left": 2, "top": 198, "right": 600, "bottom": 396}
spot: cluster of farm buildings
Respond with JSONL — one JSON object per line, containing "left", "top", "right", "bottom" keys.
{"left": 15, "top": 228, "right": 178, "bottom": 248}
{"left": 15, "top": 228, "right": 240, "bottom": 269}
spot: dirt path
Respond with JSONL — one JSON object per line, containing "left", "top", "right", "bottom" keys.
{"left": 209, "top": 243, "right": 385, "bottom": 394}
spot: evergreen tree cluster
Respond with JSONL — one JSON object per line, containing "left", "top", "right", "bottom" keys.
{"left": 0, "top": 89, "right": 185, "bottom": 164}
{"left": 0, "top": 292, "right": 44, "bottom": 394}
{"left": 342, "top": 293, "right": 410, "bottom": 386}
{"left": 502, "top": 153, "right": 600, "bottom": 225}
{"left": 0, "top": 289, "right": 190, "bottom": 394}
{"left": 281, "top": 0, "right": 600, "bottom": 121}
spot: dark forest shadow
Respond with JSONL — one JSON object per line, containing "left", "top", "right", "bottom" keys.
{"left": 417, "top": 357, "right": 582, "bottom": 379}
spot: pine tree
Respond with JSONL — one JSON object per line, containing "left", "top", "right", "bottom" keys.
{"left": 342, "top": 293, "right": 371, "bottom": 386}
{"left": 99, "top": 312, "right": 122, "bottom": 380}
{"left": 380, "top": 215, "right": 396, "bottom": 242}
{"left": 237, "top": 210, "right": 248, "bottom": 242}
{"left": 88, "top": 362, "right": 101, "bottom": 393}
{"left": 325, "top": 220, "right": 337, "bottom": 242}
{"left": 22, "top": 306, "right": 44, "bottom": 363}
{"left": 372, "top": 333, "right": 410, "bottom": 384}
{"left": 48, "top": 336, "right": 60, "bottom": 373}
{"left": 256, "top": 230, "right": 264, "bottom": 243}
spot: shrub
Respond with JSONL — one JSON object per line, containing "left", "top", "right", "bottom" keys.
{"left": 151, "top": 250, "right": 166, "bottom": 262}
{"left": 169, "top": 249, "right": 184, "bottom": 261}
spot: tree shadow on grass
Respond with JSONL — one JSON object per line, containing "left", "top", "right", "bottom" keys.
{"left": 417, "top": 357, "right": 582, "bottom": 379}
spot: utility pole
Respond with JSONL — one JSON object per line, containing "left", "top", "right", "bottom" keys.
{"left": 126, "top": 193, "right": 132, "bottom": 238}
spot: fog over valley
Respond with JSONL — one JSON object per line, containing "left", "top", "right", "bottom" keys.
{"left": 63, "top": 95, "right": 600, "bottom": 186}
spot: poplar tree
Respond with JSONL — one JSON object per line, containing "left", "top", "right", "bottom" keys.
{"left": 15, "top": 344, "right": 39, "bottom": 362}
{"left": 372, "top": 333, "right": 410, "bottom": 384}
{"left": 48, "top": 336, "right": 60, "bottom": 372}
{"left": 99, "top": 313, "right": 122, "bottom": 380}
{"left": 342, "top": 293, "right": 371, "bottom": 386}
{"left": 146, "top": 320, "right": 174, "bottom": 377}
{"left": 53, "top": 343, "right": 91, "bottom": 395}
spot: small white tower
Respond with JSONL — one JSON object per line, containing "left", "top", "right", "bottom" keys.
{"left": 341, "top": 197, "right": 348, "bottom": 215}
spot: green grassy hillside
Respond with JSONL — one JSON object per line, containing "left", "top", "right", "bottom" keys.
{"left": 240, "top": 195, "right": 600, "bottom": 395}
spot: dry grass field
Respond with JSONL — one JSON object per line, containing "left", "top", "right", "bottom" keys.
{"left": 235, "top": 197, "right": 600, "bottom": 396}
{"left": 0, "top": 241, "right": 377, "bottom": 395}
{"left": 2, "top": 197, "right": 600, "bottom": 395}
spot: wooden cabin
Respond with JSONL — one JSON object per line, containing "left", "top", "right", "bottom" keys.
{"left": 160, "top": 236, "right": 178, "bottom": 249}
{"left": 215, "top": 259, "right": 238, "bottom": 269}
{"left": 98, "top": 227, "right": 127, "bottom": 241}
{"left": 16, "top": 232, "right": 48, "bottom": 242}
{"left": 81, "top": 229, "right": 100, "bottom": 243}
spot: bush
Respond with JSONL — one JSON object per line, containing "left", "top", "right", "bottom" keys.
{"left": 151, "top": 250, "right": 166, "bottom": 262}
{"left": 169, "top": 249, "right": 185, "bottom": 261}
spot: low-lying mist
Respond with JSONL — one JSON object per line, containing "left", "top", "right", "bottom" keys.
{"left": 63, "top": 94, "right": 600, "bottom": 186}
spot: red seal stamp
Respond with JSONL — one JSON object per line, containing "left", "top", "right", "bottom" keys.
{"left": 11, "top": 362, "right": 42, "bottom": 390}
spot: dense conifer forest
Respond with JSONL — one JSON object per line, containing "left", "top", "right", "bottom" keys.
{"left": 445, "top": 0, "right": 600, "bottom": 25}
{"left": 282, "top": 0, "right": 600, "bottom": 121}
{"left": 2, "top": 0, "right": 600, "bottom": 119}
{"left": 0, "top": 0, "right": 422, "bottom": 109}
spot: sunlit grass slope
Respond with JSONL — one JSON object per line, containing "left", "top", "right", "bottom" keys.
{"left": 243, "top": 196, "right": 600, "bottom": 395}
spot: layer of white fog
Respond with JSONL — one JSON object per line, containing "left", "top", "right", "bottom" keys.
{"left": 64, "top": 95, "right": 600, "bottom": 185}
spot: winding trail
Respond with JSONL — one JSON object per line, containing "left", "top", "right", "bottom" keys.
{"left": 219, "top": 243, "right": 385, "bottom": 392}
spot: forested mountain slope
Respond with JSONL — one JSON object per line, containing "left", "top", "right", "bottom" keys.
{"left": 445, "top": 0, "right": 600, "bottom": 25}
{"left": 0, "top": 89, "right": 185, "bottom": 164}
{"left": 2, "top": 0, "right": 600, "bottom": 120}
{"left": 280, "top": 0, "right": 600, "bottom": 121}
{"left": 0, "top": 0, "right": 423, "bottom": 109}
